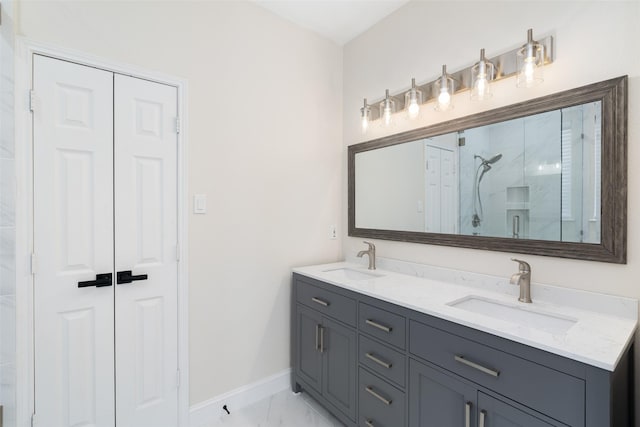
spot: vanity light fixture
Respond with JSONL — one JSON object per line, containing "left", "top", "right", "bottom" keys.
{"left": 379, "top": 89, "right": 396, "bottom": 126}
{"left": 471, "top": 49, "right": 494, "bottom": 101}
{"left": 434, "top": 65, "right": 455, "bottom": 112}
{"left": 405, "top": 78, "right": 423, "bottom": 119}
{"left": 360, "top": 98, "right": 371, "bottom": 133}
{"left": 357, "top": 28, "right": 553, "bottom": 127}
{"left": 516, "top": 28, "right": 545, "bottom": 88}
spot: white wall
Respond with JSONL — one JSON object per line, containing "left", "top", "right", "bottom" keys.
{"left": 356, "top": 140, "right": 424, "bottom": 231}
{"left": 16, "top": 0, "right": 343, "bottom": 406}
{"left": 343, "top": 0, "right": 640, "bottom": 419}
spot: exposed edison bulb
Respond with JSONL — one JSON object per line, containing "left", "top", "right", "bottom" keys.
{"left": 383, "top": 105, "right": 393, "bottom": 126}
{"left": 405, "top": 78, "right": 423, "bottom": 119}
{"left": 361, "top": 115, "right": 369, "bottom": 133}
{"left": 523, "top": 59, "right": 536, "bottom": 84}
{"left": 438, "top": 89, "right": 451, "bottom": 109}
{"left": 360, "top": 98, "right": 371, "bottom": 133}
{"left": 475, "top": 76, "right": 487, "bottom": 95}
{"left": 434, "top": 65, "right": 455, "bottom": 111}
{"left": 408, "top": 99, "right": 420, "bottom": 118}
{"left": 379, "top": 89, "right": 396, "bottom": 127}
{"left": 516, "top": 29, "right": 544, "bottom": 88}
{"left": 471, "top": 49, "right": 494, "bottom": 101}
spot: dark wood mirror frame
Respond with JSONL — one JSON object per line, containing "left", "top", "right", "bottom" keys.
{"left": 348, "top": 76, "right": 627, "bottom": 263}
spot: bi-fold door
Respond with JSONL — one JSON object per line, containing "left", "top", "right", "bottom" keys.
{"left": 33, "top": 54, "right": 179, "bottom": 427}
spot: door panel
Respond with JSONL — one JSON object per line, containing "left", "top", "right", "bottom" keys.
{"left": 33, "top": 54, "right": 115, "bottom": 427}
{"left": 409, "top": 359, "right": 477, "bottom": 427}
{"left": 322, "top": 317, "right": 356, "bottom": 421}
{"left": 296, "top": 305, "right": 323, "bottom": 393}
{"left": 114, "top": 74, "right": 179, "bottom": 427}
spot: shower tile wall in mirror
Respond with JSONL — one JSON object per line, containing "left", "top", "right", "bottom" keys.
{"left": 355, "top": 101, "right": 602, "bottom": 243}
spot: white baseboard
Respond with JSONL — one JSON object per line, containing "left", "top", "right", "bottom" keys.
{"left": 189, "top": 368, "right": 292, "bottom": 427}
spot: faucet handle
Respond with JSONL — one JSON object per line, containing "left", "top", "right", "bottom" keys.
{"left": 363, "top": 241, "right": 376, "bottom": 250}
{"left": 511, "top": 258, "right": 530, "bottom": 272}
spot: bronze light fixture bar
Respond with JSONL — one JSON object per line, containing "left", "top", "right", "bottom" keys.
{"left": 365, "top": 31, "right": 554, "bottom": 122}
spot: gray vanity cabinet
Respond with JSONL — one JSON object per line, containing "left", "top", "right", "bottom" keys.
{"left": 291, "top": 273, "right": 634, "bottom": 427}
{"left": 293, "top": 281, "right": 357, "bottom": 424}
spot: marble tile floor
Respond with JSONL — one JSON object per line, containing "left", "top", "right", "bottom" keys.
{"left": 206, "top": 389, "right": 344, "bottom": 427}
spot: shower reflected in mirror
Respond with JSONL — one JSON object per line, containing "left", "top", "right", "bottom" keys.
{"left": 472, "top": 153, "right": 502, "bottom": 231}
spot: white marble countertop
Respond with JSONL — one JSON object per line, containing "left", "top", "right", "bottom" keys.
{"left": 293, "top": 260, "right": 638, "bottom": 371}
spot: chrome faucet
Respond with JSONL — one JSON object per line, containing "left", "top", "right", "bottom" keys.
{"left": 510, "top": 258, "right": 532, "bottom": 303}
{"left": 357, "top": 241, "right": 376, "bottom": 270}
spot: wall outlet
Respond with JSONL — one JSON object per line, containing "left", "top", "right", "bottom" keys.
{"left": 329, "top": 225, "right": 338, "bottom": 240}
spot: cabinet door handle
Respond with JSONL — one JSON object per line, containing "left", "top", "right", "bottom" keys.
{"left": 465, "top": 402, "right": 472, "bottom": 427}
{"left": 319, "top": 326, "right": 325, "bottom": 353}
{"left": 365, "top": 352, "right": 392, "bottom": 369}
{"left": 479, "top": 409, "right": 487, "bottom": 427}
{"left": 454, "top": 355, "right": 500, "bottom": 377}
{"left": 365, "top": 419, "right": 374, "bottom": 427}
{"left": 311, "top": 297, "right": 329, "bottom": 307}
{"left": 365, "top": 319, "right": 392, "bottom": 333}
{"left": 315, "top": 324, "right": 320, "bottom": 351}
{"left": 365, "top": 386, "right": 392, "bottom": 406}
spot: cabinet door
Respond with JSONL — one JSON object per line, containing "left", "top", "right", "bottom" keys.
{"left": 322, "top": 316, "right": 357, "bottom": 421}
{"left": 409, "top": 359, "right": 477, "bottom": 427}
{"left": 477, "top": 393, "right": 560, "bottom": 427}
{"left": 296, "top": 305, "right": 323, "bottom": 393}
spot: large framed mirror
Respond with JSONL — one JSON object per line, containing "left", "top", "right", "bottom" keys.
{"left": 348, "top": 77, "right": 627, "bottom": 263}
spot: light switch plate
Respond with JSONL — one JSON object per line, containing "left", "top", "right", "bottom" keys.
{"left": 194, "top": 194, "right": 207, "bottom": 214}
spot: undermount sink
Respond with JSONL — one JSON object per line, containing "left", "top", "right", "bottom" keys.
{"left": 447, "top": 295, "right": 577, "bottom": 334}
{"left": 322, "top": 267, "right": 384, "bottom": 281}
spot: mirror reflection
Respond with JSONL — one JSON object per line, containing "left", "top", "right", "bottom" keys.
{"left": 355, "top": 101, "right": 602, "bottom": 243}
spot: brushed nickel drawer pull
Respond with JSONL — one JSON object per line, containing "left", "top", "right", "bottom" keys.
{"left": 365, "top": 386, "right": 392, "bottom": 406}
{"left": 365, "top": 419, "right": 374, "bottom": 427}
{"left": 479, "top": 409, "right": 487, "bottom": 427}
{"left": 465, "top": 402, "right": 472, "bottom": 427}
{"left": 365, "top": 319, "right": 392, "bottom": 333}
{"left": 365, "top": 352, "right": 392, "bottom": 369}
{"left": 454, "top": 355, "right": 500, "bottom": 377}
{"left": 311, "top": 297, "right": 329, "bottom": 307}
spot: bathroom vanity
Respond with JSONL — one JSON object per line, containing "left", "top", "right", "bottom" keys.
{"left": 291, "top": 261, "right": 636, "bottom": 427}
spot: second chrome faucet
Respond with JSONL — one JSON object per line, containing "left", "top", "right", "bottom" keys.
{"left": 357, "top": 241, "right": 376, "bottom": 270}
{"left": 510, "top": 258, "right": 532, "bottom": 303}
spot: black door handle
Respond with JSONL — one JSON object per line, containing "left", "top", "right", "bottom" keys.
{"left": 117, "top": 270, "right": 148, "bottom": 285}
{"left": 78, "top": 273, "right": 113, "bottom": 288}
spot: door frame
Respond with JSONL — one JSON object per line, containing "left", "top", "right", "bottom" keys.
{"left": 14, "top": 38, "right": 190, "bottom": 427}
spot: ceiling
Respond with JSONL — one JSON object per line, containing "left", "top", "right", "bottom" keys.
{"left": 251, "top": 0, "right": 410, "bottom": 45}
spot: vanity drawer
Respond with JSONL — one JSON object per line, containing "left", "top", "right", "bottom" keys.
{"left": 359, "top": 335, "right": 406, "bottom": 388}
{"left": 359, "top": 367, "right": 406, "bottom": 427}
{"left": 296, "top": 280, "right": 356, "bottom": 327}
{"left": 359, "top": 303, "right": 406, "bottom": 349}
{"left": 409, "top": 320, "right": 584, "bottom": 427}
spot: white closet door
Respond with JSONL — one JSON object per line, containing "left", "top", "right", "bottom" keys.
{"left": 33, "top": 55, "right": 115, "bottom": 427}
{"left": 113, "top": 74, "right": 179, "bottom": 427}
